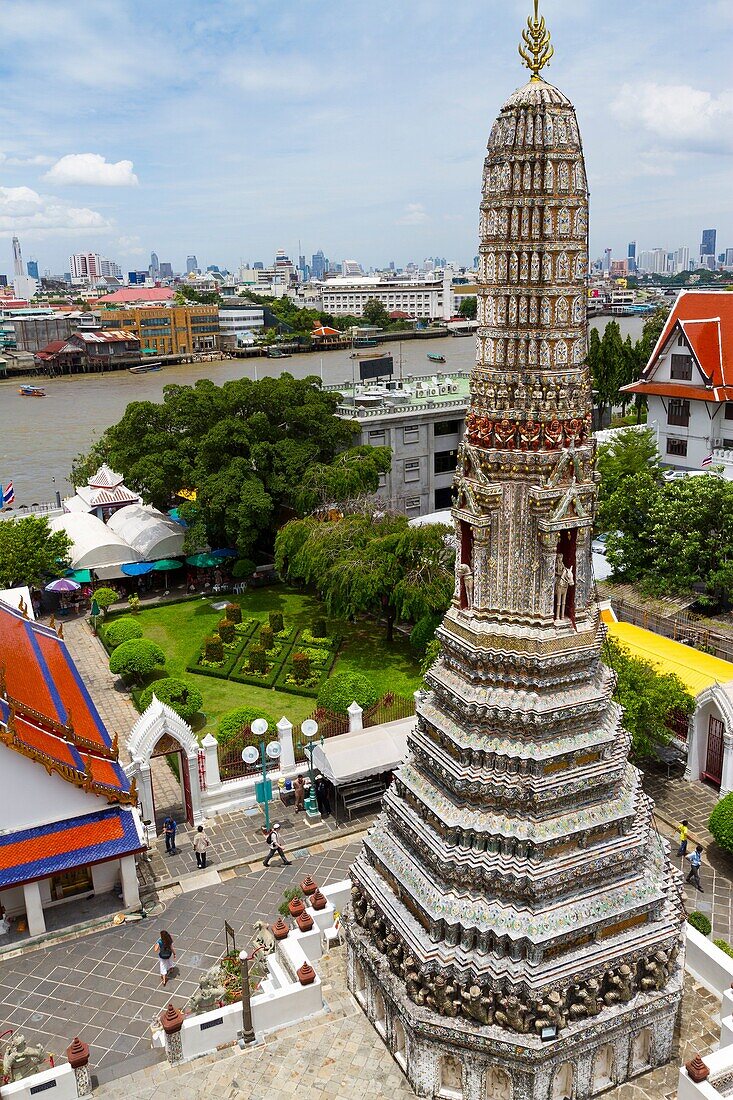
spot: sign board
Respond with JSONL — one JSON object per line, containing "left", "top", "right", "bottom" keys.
{"left": 255, "top": 778, "right": 273, "bottom": 805}
{"left": 359, "top": 355, "right": 393, "bottom": 381}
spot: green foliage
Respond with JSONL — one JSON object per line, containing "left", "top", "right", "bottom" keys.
{"left": 128, "top": 593, "right": 140, "bottom": 613}
{"left": 312, "top": 618, "right": 327, "bottom": 639}
{"left": 225, "top": 602, "right": 242, "bottom": 624}
{"left": 204, "top": 634, "right": 224, "bottom": 663}
{"left": 292, "top": 446, "right": 392, "bottom": 515}
{"left": 218, "top": 618, "right": 235, "bottom": 644}
{"left": 0, "top": 516, "right": 71, "bottom": 590}
{"left": 217, "top": 706, "right": 272, "bottom": 746}
{"left": 421, "top": 638, "right": 441, "bottom": 677}
{"left": 362, "top": 297, "right": 390, "bottom": 328}
{"left": 93, "top": 587, "right": 120, "bottom": 613}
{"left": 292, "top": 651, "right": 311, "bottom": 683}
{"left": 109, "top": 638, "right": 165, "bottom": 684}
{"left": 260, "top": 624, "right": 274, "bottom": 650}
{"left": 604, "top": 636, "right": 695, "bottom": 759}
{"left": 278, "top": 886, "right": 303, "bottom": 919}
{"left": 710, "top": 793, "right": 733, "bottom": 854}
{"left": 232, "top": 559, "right": 255, "bottom": 581}
{"left": 106, "top": 618, "right": 143, "bottom": 648}
{"left": 248, "top": 644, "right": 267, "bottom": 672}
{"left": 714, "top": 939, "right": 733, "bottom": 958}
{"left": 596, "top": 427, "right": 661, "bottom": 531}
{"left": 687, "top": 911, "right": 712, "bottom": 937}
{"left": 410, "top": 613, "right": 441, "bottom": 656}
{"left": 318, "top": 672, "right": 378, "bottom": 714}
{"left": 458, "top": 296, "right": 477, "bottom": 319}
{"left": 269, "top": 611, "right": 284, "bottom": 634}
{"left": 275, "top": 510, "right": 454, "bottom": 641}
{"left": 139, "top": 677, "right": 203, "bottom": 721}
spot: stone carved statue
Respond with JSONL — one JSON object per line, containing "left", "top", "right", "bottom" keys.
{"left": 554, "top": 555, "right": 574, "bottom": 620}
{"left": 640, "top": 951, "right": 669, "bottom": 993}
{"left": 533, "top": 990, "right": 567, "bottom": 1033}
{"left": 461, "top": 985, "right": 495, "bottom": 1025}
{"left": 188, "top": 964, "right": 227, "bottom": 1015}
{"left": 252, "top": 919, "right": 276, "bottom": 955}
{"left": 427, "top": 974, "right": 462, "bottom": 1018}
{"left": 351, "top": 885, "right": 368, "bottom": 925}
{"left": 568, "top": 977, "right": 602, "bottom": 1019}
{"left": 457, "top": 561, "right": 474, "bottom": 610}
{"left": 2, "top": 1034, "right": 46, "bottom": 1082}
{"left": 386, "top": 933, "right": 404, "bottom": 976}
{"left": 495, "top": 993, "right": 531, "bottom": 1034}
{"left": 603, "top": 964, "right": 635, "bottom": 1007}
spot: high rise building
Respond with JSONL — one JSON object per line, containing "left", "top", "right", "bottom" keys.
{"left": 701, "top": 228, "right": 716, "bottom": 262}
{"left": 26, "top": 259, "right": 39, "bottom": 280}
{"left": 69, "top": 252, "right": 101, "bottom": 281}
{"left": 311, "top": 250, "right": 327, "bottom": 281}
{"left": 186, "top": 255, "right": 198, "bottom": 274}
{"left": 12, "top": 236, "right": 23, "bottom": 278}
{"left": 100, "top": 258, "right": 122, "bottom": 279}
{"left": 149, "top": 251, "right": 160, "bottom": 278}
{"left": 675, "top": 246, "right": 690, "bottom": 274}
{"left": 725, "top": 248, "right": 733, "bottom": 267}
{"left": 346, "top": 7, "right": 683, "bottom": 1099}
{"left": 159, "top": 262, "right": 173, "bottom": 279}
{"left": 602, "top": 247, "right": 612, "bottom": 274}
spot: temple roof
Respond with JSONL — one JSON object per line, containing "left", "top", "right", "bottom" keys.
{"left": 502, "top": 77, "right": 572, "bottom": 109}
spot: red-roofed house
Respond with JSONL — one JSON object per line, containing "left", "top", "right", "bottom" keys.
{"left": 623, "top": 291, "right": 733, "bottom": 472}
{"left": 0, "top": 602, "right": 144, "bottom": 937}
{"left": 97, "top": 287, "right": 174, "bottom": 306}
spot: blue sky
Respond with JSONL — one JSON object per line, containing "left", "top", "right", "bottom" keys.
{"left": 0, "top": 0, "right": 732, "bottom": 275}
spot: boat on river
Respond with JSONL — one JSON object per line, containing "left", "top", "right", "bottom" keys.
{"left": 267, "top": 347, "right": 291, "bottom": 359}
{"left": 427, "top": 352, "right": 446, "bottom": 363}
{"left": 18, "top": 385, "right": 46, "bottom": 397}
{"left": 128, "top": 361, "right": 162, "bottom": 374}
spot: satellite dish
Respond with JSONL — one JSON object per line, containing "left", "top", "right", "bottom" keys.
{"left": 266, "top": 741, "right": 282, "bottom": 760}
{"left": 301, "top": 719, "right": 319, "bottom": 739}
{"left": 251, "top": 717, "right": 269, "bottom": 737}
{"left": 241, "top": 745, "right": 259, "bottom": 765}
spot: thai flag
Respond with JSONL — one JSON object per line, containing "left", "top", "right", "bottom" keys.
{"left": 2, "top": 482, "right": 14, "bottom": 506}
{"left": 702, "top": 454, "right": 713, "bottom": 468}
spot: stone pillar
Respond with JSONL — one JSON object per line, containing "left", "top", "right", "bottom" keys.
{"left": 201, "top": 733, "right": 221, "bottom": 788}
{"left": 137, "top": 759, "right": 154, "bottom": 822}
{"left": 66, "top": 1037, "right": 92, "bottom": 1097}
{"left": 186, "top": 752, "right": 205, "bottom": 824}
{"left": 23, "top": 880, "right": 45, "bottom": 937}
{"left": 277, "top": 716, "right": 296, "bottom": 774}
{"left": 348, "top": 702, "right": 363, "bottom": 732}
{"left": 120, "top": 855, "right": 140, "bottom": 909}
{"left": 160, "top": 1003, "right": 185, "bottom": 1064}
{"left": 721, "top": 733, "right": 733, "bottom": 797}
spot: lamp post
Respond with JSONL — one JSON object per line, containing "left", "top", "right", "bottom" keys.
{"left": 301, "top": 719, "right": 324, "bottom": 820}
{"left": 241, "top": 718, "right": 281, "bottom": 831}
{"left": 238, "top": 950, "right": 256, "bottom": 1046}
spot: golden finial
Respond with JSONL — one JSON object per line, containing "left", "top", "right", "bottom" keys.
{"left": 519, "top": 0, "right": 554, "bottom": 81}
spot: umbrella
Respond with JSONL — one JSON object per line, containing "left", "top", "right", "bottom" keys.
{"left": 121, "top": 562, "right": 155, "bottom": 576}
{"left": 185, "top": 553, "right": 220, "bottom": 568}
{"left": 65, "top": 568, "right": 92, "bottom": 584}
{"left": 210, "top": 548, "right": 237, "bottom": 559}
{"left": 152, "top": 559, "right": 183, "bottom": 571}
{"left": 167, "top": 508, "right": 188, "bottom": 527}
{"left": 45, "top": 577, "right": 81, "bottom": 593}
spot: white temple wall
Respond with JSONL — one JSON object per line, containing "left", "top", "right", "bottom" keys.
{"left": 685, "top": 925, "right": 733, "bottom": 998}
{"left": 0, "top": 745, "right": 103, "bottom": 831}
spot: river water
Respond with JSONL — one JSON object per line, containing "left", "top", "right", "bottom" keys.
{"left": 0, "top": 316, "right": 644, "bottom": 505}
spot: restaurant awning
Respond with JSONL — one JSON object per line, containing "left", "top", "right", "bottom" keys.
{"left": 311, "top": 718, "right": 413, "bottom": 786}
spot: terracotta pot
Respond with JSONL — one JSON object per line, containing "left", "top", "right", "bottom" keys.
{"left": 311, "top": 889, "right": 327, "bottom": 911}
{"left": 297, "top": 911, "right": 314, "bottom": 932}
{"left": 160, "top": 1003, "right": 184, "bottom": 1034}
{"left": 300, "top": 875, "right": 318, "bottom": 896}
{"left": 66, "top": 1037, "right": 89, "bottom": 1070}
{"left": 297, "top": 962, "right": 316, "bottom": 985}
{"left": 271, "top": 917, "right": 289, "bottom": 940}
{"left": 288, "top": 897, "right": 305, "bottom": 918}
{"left": 686, "top": 1056, "right": 709, "bottom": 1083}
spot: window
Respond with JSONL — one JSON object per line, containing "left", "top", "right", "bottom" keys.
{"left": 435, "top": 486, "right": 453, "bottom": 509}
{"left": 404, "top": 459, "right": 420, "bottom": 482}
{"left": 369, "top": 429, "right": 386, "bottom": 443}
{"left": 667, "top": 399, "right": 689, "bottom": 426}
{"left": 434, "top": 419, "right": 461, "bottom": 437}
{"left": 677, "top": 334, "right": 685, "bottom": 346}
{"left": 724, "top": 438, "right": 733, "bottom": 449}
{"left": 434, "top": 449, "right": 458, "bottom": 474}
{"left": 666, "top": 438, "right": 688, "bottom": 457}
{"left": 725, "top": 403, "right": 733, "bottom": 421}
{"left": 403, "top": 425, "right": 419, "bottom": 444}
{"left": 405, "top": 497, "right": 421, "bottom": 510}
{"left": 670, "top": 354, "right": 693, "bottom": 380}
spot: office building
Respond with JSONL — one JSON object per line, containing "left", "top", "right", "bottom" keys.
{"left": 218, "top": 302, "right": 265, "bottom": 347}
{"left": 602, "top": 247, "right": 612, "bottom": 274}
{"left": 186, "top": 255, "right": 198, "bottom": 274}
{"left": 701, "top": 228, "right": 717, "bottom": 262}
{"left": 149, "top": 251, "right": 160, "bottom": 278}
{"left": 98, "top": 304, "right": 219, "bottom": 355}
{"left": 627, "top": 240, "right": 636, "bottom": 273}
{"left": 26, "top": 260, "right": 39, "bottom": 280}
{"left": 100, "top": 258, "right": 122, "bottom": 279}
{"left": 321, "top": 270, "right": 456, "bottom": 320}
{"left": 159, "top": 262, "right": 173, "bottom": 279}
{"left": 725, "top": 248, "right": 733, "bottom": 268}
{"left": 311, "top": 250, "right": 327, "bottom": 281}
{"left": 675, "top": 246, "right": 690, "bottom": 274}
{"left": 12, "top": 237, "right": 23, "bottom": 278}
{"left": 70, "top": 252, "right": 101, "bottom": 282}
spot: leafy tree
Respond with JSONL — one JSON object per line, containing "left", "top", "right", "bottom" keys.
{"left": 276, "top": 510, "right": 454, "bottom": 641}
{"left": 292, "top": 446, "right": 392, "bottom": 514}
{"left": 217, "top": 706, "right": 274, "bottom": 746}
{"left": 362, "top": 298, "right": 390, "bottom": 328}
{"left": 710, "top": 793, "right": 733, "bottom": 855}
{"left": 231, "top": 559, "right": 256, "bottom": 581}
{"left": 410, "top": 613, "right": 442, "bottom": 655}
{"left": 109, "top": 639, "right": 165, "bottom": 684}
{"left": 604, "top": 636, "right": 695, "bottom": 759}
{"left": 0, "top": 516, "right": 71, "bottom": 589}
{"left": 458, "top": 296, "right": 477, "bottom": 320}
{"left": 218, "top": 618, "right": 235, "bottom": 644}
{"left": 105, "top": 619, "right": 143, "bottom": 647}
{"left": 596, "top": 427, "right": 661, "bottom": 531}
{"left": 604, "top": 472, "right": 661, "bottom": 580}
{"left": 93, "top": 587, "right": 120, "bottom": 615}
{"left": 593, "top": 321, "right": 626, "bottom": 425}
{"left": 318, "top": 672, "right": 379, "bottom": 714}
{"left": 139, "top": 677, "right": 203, "bottom": 721}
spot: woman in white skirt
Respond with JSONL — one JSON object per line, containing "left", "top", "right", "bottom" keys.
{"left": 154, "top": 929, "right": 176, "bottom": 986}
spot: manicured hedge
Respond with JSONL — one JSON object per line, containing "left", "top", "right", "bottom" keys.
{"left": 710, "top": 792, "right": 733, "bottom": 853}
{"left": 687, "top": 911, "right": 712, "bottom": 936}
{"left": 317, "top": 672, "right": 379, "bottom": 714}
{"left": 106, "top": 618, "right": 143, "bottom": 648}
{"left": 139, "top": 677, "right": 203, "bottom": 721}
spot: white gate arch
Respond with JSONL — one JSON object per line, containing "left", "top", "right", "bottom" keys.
{"left": 125, "top": 695, "right": 204, "bottom": 827}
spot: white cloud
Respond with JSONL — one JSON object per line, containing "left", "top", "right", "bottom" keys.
{"left": 117, "top": 234, "right": 145, "bottom": 256}
{"left": 611, "top": 82, "right": 733, "bottom": 153}
{"left": 0, "top": 185, "right": 109, "bottom": 234}
{"left": 44, "top": 153, "right": 139, "bottom": 187}
{"left": 0, "top": 152, "right": 54, "bottom": 167}
{"left": 397, "top": 203, "right": 429, "bottom": 226}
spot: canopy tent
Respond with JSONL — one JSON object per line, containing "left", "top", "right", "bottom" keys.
{"left": 310, "top": 718, "right": 413, "bottom": 786}
{"left": 107, "top": 504, "right": 185, "bottom": 562}
{"left": 121, "top": 562, "right": 155, "bottom": 576}
{"left": 49, "top": 513, "right": 142, "bottom": 572}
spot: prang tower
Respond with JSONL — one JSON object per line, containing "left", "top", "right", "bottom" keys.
{"left": 345, "top": 6, "right": 684, "bottom": 1099}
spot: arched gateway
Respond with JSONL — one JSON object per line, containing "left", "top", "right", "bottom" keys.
{"left": 126, "top": 696, "right": 204, "bottom": 829}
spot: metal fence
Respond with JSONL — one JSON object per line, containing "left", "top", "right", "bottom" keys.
{"left": 611, "top": 597, "right": 733, "bottom": 664}
{"left": 217, "top": 724, "right": 280, "bottom": 783}
{"left": 363, "top": 693, "right": 415, "bottom": 728}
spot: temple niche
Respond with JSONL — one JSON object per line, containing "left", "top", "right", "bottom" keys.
{"left": 346, "top": 4, "right": 683, "bottom": 1099}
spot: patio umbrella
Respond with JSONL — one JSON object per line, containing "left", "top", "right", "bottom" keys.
{"left": 121, "top": 562, "right": 155, "bottom": 576}
{"left": 210, "top": 548, "right": 237, "bottom": 559}
{"left": 65, "top": 568, "right": 92, "bottom": 584}
{"left": 185, "top": 553, "right": 220, "bottom": 568}
{"left": 167, "top": 507, "right": 188, "bottom": 527}
{"left": 152, "top": 559, "right": 183, "bottom": 571}
{"left": 45, "top": 577, "right": 81, "bottom": 593}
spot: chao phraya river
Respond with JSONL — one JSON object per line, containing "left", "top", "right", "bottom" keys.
{"left": 0, "top": 317, "right": 643, "bottom": 505}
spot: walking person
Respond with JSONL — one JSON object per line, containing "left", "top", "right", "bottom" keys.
{"left": 686, "top": 844, "right": 705, "bottom": 891}
{"left": 294, "top": 774, "right": 306, "bottom": 813}
{"left": 262, "top": 823, "right": 291, "bottom": 867}
{"left": 163, "top": 815, "right": 177, "bottom": 855}
{"left": 194, "top": 825, "right": 210, "bottom": 869}
{"left": 677, "top": 820, "right": 689, "bottom": 857}
{"left": 316, "top": 776, "right": 331, "bottom": 818}
{"left": 154, "top": 929, "right": 176, "bottom": 986}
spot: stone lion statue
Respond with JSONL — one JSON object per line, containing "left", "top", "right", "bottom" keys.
{"left": 253, "top": 919, "right": 276, "bottom": 955}
{"left": 187, "top": 965, "right": 227, "bottom": 1015}
{"left": 3, "top": 1034, "right": 46, "bottom": 1082}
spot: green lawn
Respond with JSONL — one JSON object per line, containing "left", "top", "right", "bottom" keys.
{"left": 105, "top": 586, "right": 421, "bottom": 738}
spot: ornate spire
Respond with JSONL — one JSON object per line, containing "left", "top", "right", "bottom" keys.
{"left": 518, "top": 0, "right": 554, "bottom": 80}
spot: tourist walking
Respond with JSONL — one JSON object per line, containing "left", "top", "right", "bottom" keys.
{"left": 294, "top": 774, "right": 306, "bottom": 813}
{"left": 677, "top": 819, "right": 689, "bottom": 857}
{"left": 686, "top": 844, "right": 704, "bottom": 891}
{"left": 163, "top": 815, "right": 177, "bottom": 855}
{"left": 316, "top": 776, "right": 331, "bottom": 818}
{"left": 154, "top": 930, "right": 176, "bottom": 986}
{"left": 193, "top": 825, "right": 210, "bottom": 869}
{"left": 262, "top": 823, "right": 291, "bottom": 867}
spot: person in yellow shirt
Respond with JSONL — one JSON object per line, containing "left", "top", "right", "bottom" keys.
{"left": 677, "top": 820, "right": 689, "bottom": 857}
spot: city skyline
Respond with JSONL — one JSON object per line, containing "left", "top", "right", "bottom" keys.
{"left": 0, "top": 0, "right": 731, "bottom": 272}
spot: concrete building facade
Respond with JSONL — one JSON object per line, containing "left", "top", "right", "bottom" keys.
{"left": 99, "top": 304, "right": 219, "bottom": 354}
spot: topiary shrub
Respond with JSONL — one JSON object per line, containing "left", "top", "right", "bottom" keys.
{"left": 421, "top": 638, "right": 441, "bottom": 678}
{"left": 714, "top": 938, "right": 733, "bottom": 958}
{"left": 109, "top": 639, "right": 165, "bottom": 685}
{"left": 204, "top": 634, "right": 224, "bottom": 663}
{"left": 232, "top": 558, "right": 256, "bottom": 580}
{"left": 410, "top": 613, "right": 441, "bottom": 656}
{"left": 687, "top": 911, "right": 712, "bottom": 937}
{"left": 218, "top": 618, "right": 235, "bottom": 644}
{"left": 318, "top": 672, "right": 379, "bottom": 715}
{"left": 225, "top": 602, "right": 242, "bottom": 625}
{"left": 260, "top": 624, "right": 274, "bottom": 650}
{"left": 248, "top": 644, "right": 267, "bottom": 673}
{"left": 128, "top": 593, "right": 140, "bottom": 614}
{"left": 292, "top": 651, "right": 311, "bottom": 683}
{"left": 312, "top": 618, "right": 327, "bottom": 639}
{"left": 139, "top": 677, "right": 203, "bottom": 721}
{"left": 94, "top": 587, "right": 119, "bottom": 614}
{"left": 710, "top": 792, "right": 733, "bottom": 853}
{"left": 269, "top": 611, "right": 284, "bottom": 634}
{"left": 106, "top": 618, "right": 143, "bottom": 648}
{"left": 218, "top": 706, "right": 273, "bottom": 747}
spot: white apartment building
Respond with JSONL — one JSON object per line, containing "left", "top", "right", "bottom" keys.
{"left": 320, "top": 270, "right": 456, "bottom": 321}
{"left": 218, "top": 303, "right": 265, "bottom": 346}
